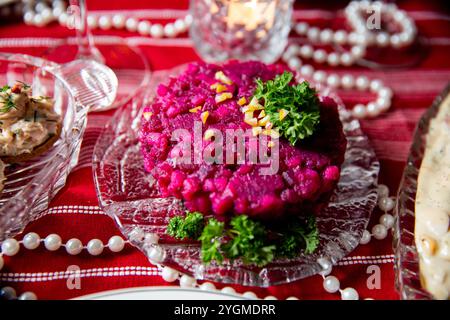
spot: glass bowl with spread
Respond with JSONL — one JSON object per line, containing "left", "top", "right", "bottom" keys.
{"left": 0, "top": 52, "right": 117, "bottom": 240}
{"left": 394, "top": 84, "right": 450, "bottom": 300}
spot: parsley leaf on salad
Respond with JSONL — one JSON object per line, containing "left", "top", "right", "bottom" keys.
{"left": 167, "top": 211, "right": 204, "bottom": 240}
{"left": 222, "top": 215, "right": 275, "bottom": 267}
{"left": 199, "top": 218, "right": 225, "bottom": 264}
{"left": 277, "top": 215, "right": 319, "bottom": 258}
{"left": 166, "top": 211, "right": 318, "bottom": 267}
{"left": 253, "top": 71, "right": 321, "bottom": 145}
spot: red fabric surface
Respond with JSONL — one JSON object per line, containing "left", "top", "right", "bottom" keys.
{"left": 0, "top": 0, "right": 449, "bottom": 300}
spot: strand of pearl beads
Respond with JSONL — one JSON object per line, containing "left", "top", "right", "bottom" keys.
{"left": 1, "top": 183, "right": 395, "bottom": 301}
{"left": 318, "top": 183, "right": 396, "bottom": 300}
{"left": 0, "top": 232, "right": 128, "bottom": 300}
{"left": 282, "top": 61, "right": 393, "bottom": 121}
{"left": 360, "top": 184, "right": 396, "bottom": 244}
{"left": 125, "top": 226, "right": 298, "bottom": 301}
{"left": 21, "top": 0, "right": 192, "bottom": 39}
{"left": 291, "top": 1, "right": 416, "bottom": 66}
{"left": 283, "top": 1, "right": 416, "bottom": 119}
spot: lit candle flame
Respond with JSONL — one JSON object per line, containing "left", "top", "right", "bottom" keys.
{"left": 225, "top": 0, "right": 276, "bottom": 31}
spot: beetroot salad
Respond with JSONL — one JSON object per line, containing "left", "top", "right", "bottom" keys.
{"left": 139, "top": 61, "right": 346, "bottom": 221}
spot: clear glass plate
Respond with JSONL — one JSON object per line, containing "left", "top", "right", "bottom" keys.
{"left": 393, "top": 84, "right": 450, "bottom": 300}
{"left": 93, "top": 65, "right": 380, "bottom": 287}
{"left": 0, "top": 53, "right": 117, "bottom": 240}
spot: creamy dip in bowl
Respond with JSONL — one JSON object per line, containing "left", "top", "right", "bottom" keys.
{"left": 0, "top": 53, "right": 116, "bottom": 241}
{"left": 395, "top": 84, "right": 450, "bottom": 300}
{"left": 0, "top": 82, "right": 61, "bottom": 163}
{"left": 415, "top": 93, "right": 450, "bottom": 300}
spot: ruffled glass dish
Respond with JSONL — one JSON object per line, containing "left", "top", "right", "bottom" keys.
{"left": 42, "top": 37, "right": 151, "bottom": 112}
{"left": 0, "top": 52, "right": 116, "bottom": 240}
{"left": 393, "top": 84, "right": 450, "bottom": 300}
{"left": 93, "top": 65, "right": 380, "bottom": 287}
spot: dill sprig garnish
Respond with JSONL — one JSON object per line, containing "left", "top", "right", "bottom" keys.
{"left": 0, "top": 93, "right": 16, "bottom": 113}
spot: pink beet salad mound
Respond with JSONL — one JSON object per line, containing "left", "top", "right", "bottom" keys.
{"left": 139, "top": 61, "right": 346, "bottom": 221}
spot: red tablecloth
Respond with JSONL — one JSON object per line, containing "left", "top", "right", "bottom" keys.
{"left": 0, "top": 0, "right": 449, "bottom": 300}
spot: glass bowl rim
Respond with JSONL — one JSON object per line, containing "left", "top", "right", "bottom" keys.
{"left": 0, "top": 52, "right": 87, "bottom": 240}
{"left": 393, "top": 82, "right": 450, "bottom": 300}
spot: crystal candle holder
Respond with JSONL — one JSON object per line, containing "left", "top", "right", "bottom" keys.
{"left": 189, "top": 0, "right": 293, "bottom": 63}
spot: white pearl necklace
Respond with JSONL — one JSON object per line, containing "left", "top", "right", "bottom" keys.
{"left": 21, "top": 0, "right": 192, "bottom": 39}
{"left": 0, "top": 233, "right": 128, "bottom": 300}
{"left": 283, "top": 0, "right": 416, "bottom": 119}
{"left": 315, "top": 183, "right": 396, "bottom": 300}
{"left": 0, "top": 183, "right": 395, "bottom": 300}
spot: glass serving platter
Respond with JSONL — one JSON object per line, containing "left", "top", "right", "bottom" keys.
{"left": 0, "top": 52, "right": 116, "bottom": 240}
{"left": 393, "top": 84, "right": 450, "bottom": 300}
{"left": 93, "top": 65, "right": 379, "bottom": 287}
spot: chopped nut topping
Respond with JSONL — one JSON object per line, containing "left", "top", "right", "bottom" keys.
{"left": 258, "top": 110, "right": 266, "bottom": 119}
{"left": 215, "top": 84, "right": 228, "bottom": 93}
{"left": 214, "top": 71, "right": 233, "bottom": 85}
{"left": 200, "top": 111, "right": 210, "bottom": 124}
{"left": 189, "top": 106, "right": 202, "bottom": 113}
{"left": 248, "top": 97, "right": 264, "bottom": 110}
{"left": 210, "top": 83, "right": 220, "bottom": 90}
{"left": 244, "top": 111, "right": 254, "bottom": 120}
{"left": 237, "top": 97, "right": 247, "bottom": 106}
{"left": 244, "top": 104, "right": 264, "bottom": 111}
{"left": 279, "top": 108, "right": 289, "bottom": 121}
{"left": 241, "top": 106, "right": 250, "bottom": 113}
{"left": 215, "top": 92, "right": 233, "bottom": 103}
{"left": 258, "top": 115, "right": 270, "bottom": 127}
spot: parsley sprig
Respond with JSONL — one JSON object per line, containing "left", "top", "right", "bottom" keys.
{"left": 199, "top": 218, "right": 225, "bottom": 264}
{"left": 167, "top": 212, "right": 319, "bottom": 267}
{"left": 253, "top": 72, "right": 321, "bottom": 145}
{"left": 220, "top": 215, "right": 275, "bottom": 267}
{"left": 276, "top": 215, "right": 319, "bottom": 257}
{"left": 167, "top": 211, "right": 205, "bottom": 240}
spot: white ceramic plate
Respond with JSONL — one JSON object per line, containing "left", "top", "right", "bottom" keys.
{"left": 74, "top": 286, "right": 249, "bottom": 300}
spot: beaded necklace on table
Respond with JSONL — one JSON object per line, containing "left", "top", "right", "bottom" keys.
{"left": 0, "top": 184, "right": 396, "bottom": 301}
{"left": 0, "top": 0, "right": 412, "bottom": 300}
